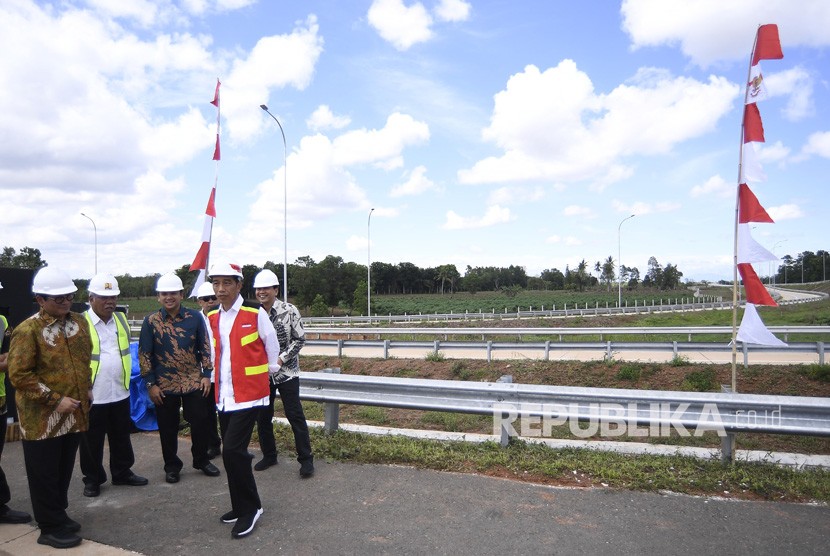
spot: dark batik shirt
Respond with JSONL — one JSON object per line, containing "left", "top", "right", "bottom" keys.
{"left": 139, "top": 305, "right": 212, "bottom": 395}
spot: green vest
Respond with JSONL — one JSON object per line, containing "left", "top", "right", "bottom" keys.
{"left": 0, "top": 315, "right": 7, "bottom": 398}
{"left": 85, "top": 310, "right": 132, "bottom": 390}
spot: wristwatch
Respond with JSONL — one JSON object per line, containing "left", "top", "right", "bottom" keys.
{"left": 146, "top": 381, "right": 155, "bottom": 389}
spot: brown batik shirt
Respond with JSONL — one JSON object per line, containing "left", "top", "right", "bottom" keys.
{"left": 7, "top": 309, "right": 92, "bottom": 440}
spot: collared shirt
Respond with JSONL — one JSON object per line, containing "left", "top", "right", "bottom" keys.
{"left": 215, "top": 295, "right": 280, "bottom": 412}
{"left": 8, "top": 309, "right": 92, "bottom": 440}
{"left": 139, "top": 305, "right": 212, "bottom": 395}
{"left": 87, "top": 308, "right": 130, "bottom": 405}
{"left": 266, "top": 300, "right": 306, "bottom": 382}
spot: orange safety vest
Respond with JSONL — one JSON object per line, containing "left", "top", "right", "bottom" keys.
{"left": 208, "top": 300, "right": 270, "bottom": 403}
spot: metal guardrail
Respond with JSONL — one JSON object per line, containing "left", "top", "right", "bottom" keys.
{"left": 299, "top": 370, "right": 830, "bottom": 462}
{"left": 302, "top": 338, "right": 827, "bottom": 365}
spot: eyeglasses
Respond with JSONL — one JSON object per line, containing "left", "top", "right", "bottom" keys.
{"left": 199, "top": 296, "right": 218, "bottom": 302}
{"left": 42, "top": 293, "right": 75, "bottom": 303}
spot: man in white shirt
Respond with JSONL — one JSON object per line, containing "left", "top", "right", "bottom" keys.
{"left": 80, "top": 273, "right": 148, "bottom": 498}
{"left": 207, "top": 262, "right": 281, "bottom": 540}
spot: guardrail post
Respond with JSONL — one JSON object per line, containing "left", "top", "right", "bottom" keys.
{"left": 497, "top": 375, "right": 513, "bottom": 447}
{"left": 720, "top": 384, "right": 735, "bottom": 464}
{"left": 433, "top": 340, "right": 440, "bottom": 356}
{"left": 672, "top": 341, "right": 678, "bottom": 356}
{"left": 320, "top": 367, "right": 341, "bottom": 435}
{"left": 486, "top": 341, "right": 493, "bottom": 363}
{"left": 606, "top": 341, "right": 611, "bottom": 360}
{"left": 383, "top": 339, "right": 390, "bottom": 360}
{"left": 818, "top": 342, "right": 825, "bottom": 365}
{"left": 337, "top": 339, "right": 343, "bottom": 358}
{"left": 743, "top": 342, "right": 749, "bottom": 368}
{"left": 544, "top": 340, "right": 550, "bottom": 361}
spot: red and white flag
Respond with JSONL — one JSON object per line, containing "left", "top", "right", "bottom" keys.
{"left": 189, "top": 79, "right": 221, "bottom": 297}
{"left": 737, "top": 304, "right": 786, "bottom": 346}
{"left": 740, "top": 143, "right": 766, "bottom": 183}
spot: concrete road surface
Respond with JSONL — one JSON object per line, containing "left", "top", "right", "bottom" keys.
{"left": 1, "top": 431, "right": 828, "bottom": 555}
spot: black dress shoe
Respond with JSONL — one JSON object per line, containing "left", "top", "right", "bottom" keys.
{"left": 254, "top": 457, "right": 277, "bottom": 471}
{"left": 0, "top": 506, "right": 32, "bottom": 524}
{"left": 207, "top": 446, "right": 221, "bottom": 459}
{"left": 37, "top": 531, "right": 82, "bottom": 549}
{"left": 198, "top": 462, "right": 221, "bottom": 477}
{"left": 299, "top": 460, "right": 315, "bottom": 478}
{"left": 112, "top": 473, "right": 149, "bottom": 486}
{"left": 165, "top": 471, "right": 180, "bottom": 484}
{"left": 82, "top": 483, "right": 100, "bottom": 497}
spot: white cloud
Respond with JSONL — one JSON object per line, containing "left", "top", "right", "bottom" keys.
{"left": 621, "top": 0, "right": 830, "bottom": 67}
{"left": 390, "top": 166, "right": 437, "bottom": 197}
{"left": 562, "top": 205, "right": 597, "bottom": 218}
{"left": 443, "top": 205, "right": 512, "bottom": 229}
{"left": 801, "top": 131, "right": 830, "bottom": 158}
{"left": 346, "top": 235, "right": 368, "bottom": 251}
{"left": 613, "top": 199, "right": 681, "bottom": 215}
{"left": 307, "top": 105, "right": 351, "bottom": 131}
{"left": 224, "top": 15, "right": 324, "bottom": 142}
{"left": 332, "top": 112, "right": 430, "bottom": 167}
{"left": 458, "top": 61, "right": 737, "bottom": 187}
{"left": 545, "top": 235, "right": 561, "bottom": 244}
{"left": 767, "top": 204, "right": 804, "bottom": 220}
{"left": 690, "top": 175, "right": 732, "bottom": 198}
{"left": 368, "top": 0, "right": 434, "bottom": 51}
{"left": 487, "top": 186, "right": 545, "bottom": 205}
{"left": 757, "top": 141, "right": 790, "bottom": 163}
{"left": 764, "top": 66, "right": 814, "bottom": 121}
{"left": 434, "top": 0, "right": 471, "bottom": 22}
{"left": 564, "top": 236, "right": 583, "bottom": 246}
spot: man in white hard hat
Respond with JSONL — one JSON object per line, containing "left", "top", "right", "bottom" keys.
{"left": 0, "top": 282, "right": 32, "bottom": 528}
{"left": 138, "top": 272, "right": 219, "bottom": 484}
{"left": 80, "top": 273, "right": 148, "bottom": 498}
{"left": 8, "top": 267, "right": 92, "bottom": 549}
{"left": 195, "top": 281, "right": 221, "bottom": 459}
{"left": 207, "top": 261, "right": 281, "bottom": 539}
{"left": 252, "top": 268, "right": 313, "bottom": 477}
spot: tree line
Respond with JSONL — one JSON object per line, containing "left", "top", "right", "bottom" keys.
{"left": 5, "top": 244, "right": 826, "bottom": 313}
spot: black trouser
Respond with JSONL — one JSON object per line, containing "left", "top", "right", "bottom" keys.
{"left": 0, "top": 416, "right": 9, "bottom": 507}
{"left": 80, "top": 397, "right": 136, "bottom": 486}
{"left": 219, "top": 408, "right": 261, "bottom": 516}
{"left": 22, "top": 433, "right": 80, "bottom": 534}
{"left": 205, "top": 383, "right": 221, "bottom": 452}
{"left": 256, "top": 377, "right": 313, "bottom": 463}
{"left": 155, "top": 391, "right": 210, "bottom": 473}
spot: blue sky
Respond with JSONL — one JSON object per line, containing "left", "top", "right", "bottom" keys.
{"left": 1, "top": 0, "right": 828, "bottom": 283}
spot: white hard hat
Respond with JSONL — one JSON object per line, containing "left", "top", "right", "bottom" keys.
{"left": 0, "top": 281, "right": 3, "bottom": 290}
{"left": 208, "top": 261, "right": 243, "bottom": 279}
{"left": 196, "top": 281, "right": 216, "bottom": 299}
{"left": 88, "top": 273, "right": 120, "bottom": 296}
{"left": 155, "top": 273, "right": 184, "bottom": 292}
{"left": 32, "top": 267, "right": 78, "bottom": 296}
{"left": 253, "top": 269, "right": 279, "bottom": 288}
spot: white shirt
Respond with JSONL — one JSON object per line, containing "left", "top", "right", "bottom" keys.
{"left": 87, "top": 308, "right": 130, "bottom": 405}
{"left": 215, "top": 295, "right": 281, "bottom": 412}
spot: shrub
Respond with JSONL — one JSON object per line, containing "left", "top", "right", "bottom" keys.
{"left": 616, "top": 364, "right": 641, "bottom": 381}
{"left": 681, "top": 368, "right": 716, "bottom": 392}
{"left": 799, "top": 364, "right": 830, "bottom": 382}
{"left": 425, "top": 351, "right": 446, "bottom": 362}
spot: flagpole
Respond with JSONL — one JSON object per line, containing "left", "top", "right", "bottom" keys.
{"left": 731, "top": 27, "right": 761, "bottom": 393}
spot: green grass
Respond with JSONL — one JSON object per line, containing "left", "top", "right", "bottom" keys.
{"left": 266, "top": 425, "right": 830, "bottom": 503}
{"left": 425, "top": 351, "right": 446, "bottom": 362}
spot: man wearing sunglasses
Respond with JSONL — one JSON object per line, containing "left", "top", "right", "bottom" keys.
{"left": 80, "top": 273, "right": 148, "bottom": 498}
{"left": 8, "top": 267, "right": 92, "bottom": 549}
{"left": 195, "top": 281, "right": 221, "bottom": 459}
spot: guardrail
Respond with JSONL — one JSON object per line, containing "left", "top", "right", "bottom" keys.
{"left": 301, "top": 338, "right": 827, "bottom": 366}
{"left": 299, "top": 370, "right": 830, "bottom": 463}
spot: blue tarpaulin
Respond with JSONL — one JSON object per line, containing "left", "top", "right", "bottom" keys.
{"left": 129, "top": 342, "right": 157, "bottom": 431}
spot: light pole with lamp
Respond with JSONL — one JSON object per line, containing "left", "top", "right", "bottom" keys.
{"left": 771, "top": 239, "right": 787, "bottom": 288}
{"left": 80, "top": 212, "right": 98, "bottom": 275}
{"left": 367, "top": 208, "right": 375, "bottom": 321}
{"left": 617, "top": 214, "right": 635, "bottom": 308}
{"left": 259, "top": 104, "right": 289, "bottom": 303}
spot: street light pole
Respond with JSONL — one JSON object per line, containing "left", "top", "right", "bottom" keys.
{"left": 259, "top": 105, "right": 288, "bottom": 303}
{"left": 80, "top": 212, "right": 97, "bottom": 275}
{"left": 367, "top": 208, "right": 375, "bottom": 321}
{"left": 771, "top": 239, "right": 787, "bottom": 288}
{"left": 617, "top": 214, "right": 635, "bottom": 308}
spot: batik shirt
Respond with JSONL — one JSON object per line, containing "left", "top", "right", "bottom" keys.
{"left": 266, "top": 300, "right": 306, "bottom": 384}
{"left": 7, "top": 310, "right": 92, "bottom": 440}
{"left": 139, "top": 305, "right": 212, "bottom": 395}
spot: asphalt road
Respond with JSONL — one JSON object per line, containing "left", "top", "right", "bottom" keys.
{"left": 1, "top": 431, "right": 828, "bottom": 555}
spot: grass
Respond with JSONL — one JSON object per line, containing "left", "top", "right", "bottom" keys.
{"left": 265, "top": 425, "right": 830, "bottom": 503}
